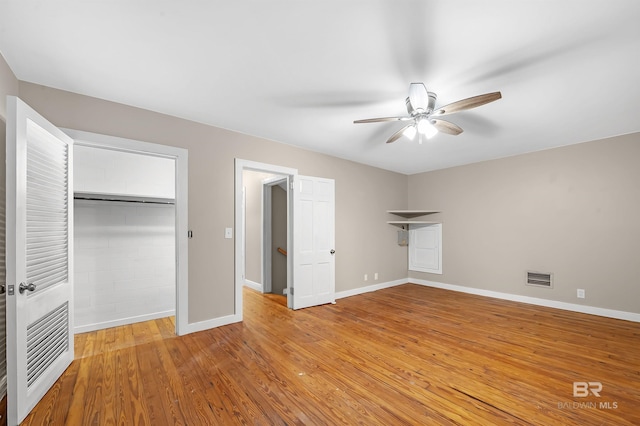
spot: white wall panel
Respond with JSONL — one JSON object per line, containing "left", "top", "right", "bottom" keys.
{"left": 409, "top": 224, "right": 442, "bottom": 274}
{"left": 73, "top": 200, "right": 175, "bottom": 332}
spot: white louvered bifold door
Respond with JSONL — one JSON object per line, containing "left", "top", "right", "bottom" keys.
{"left": 7, "top": 97, "right": 74, "bottom": 425}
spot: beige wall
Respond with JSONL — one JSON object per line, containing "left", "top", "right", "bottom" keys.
{"left": 0, "top": 52, "right": 19, "bottom": 118}
{"left": 408, "top": 133, "right": 640, "bottom": 314}
{"left": 18, "top": 82, "right": 409, "bottom": 324}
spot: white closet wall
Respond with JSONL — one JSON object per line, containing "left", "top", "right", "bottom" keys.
{"left": 74, "top": 146, "right": 176, "bottom": 333}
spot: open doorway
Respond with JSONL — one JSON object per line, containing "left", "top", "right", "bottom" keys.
{"left": 64, "top": 129, "right": 189, "bottom": 335}
{"left": 242, "top": 172, "right": 289, "bottom": 305}
{"left": 263, "top": 176, "right": 288, "bottom": 300}
{"left": 235, "top": 160, "right": 296, "bottom": 319}
{"left": 73, "top": 145, "right": 176, "bottom": 334}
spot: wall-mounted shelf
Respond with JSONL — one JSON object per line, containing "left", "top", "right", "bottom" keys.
{"left": 387, "top": 210, "right": 439, "bottom": 218}
{"left": 388, "top": 210, "right": 441, "bottom": 246}
{"left": 387, "top": 220, "right": 439, "bottom": 225}
{"left": 387, "top": 210, "right": 440, "bottom": 226}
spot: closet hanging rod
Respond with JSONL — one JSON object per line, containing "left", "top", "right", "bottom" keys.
{"left": 74, "top": 192, "right": 175, "bottom": 205}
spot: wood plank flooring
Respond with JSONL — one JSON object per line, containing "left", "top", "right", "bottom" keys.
{"left": 22, "top": 284, "right": 640, "bottom": 425}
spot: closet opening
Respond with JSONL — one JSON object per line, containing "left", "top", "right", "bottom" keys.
{"left": 66, "top": 129, "right": 189, "bottom": 336}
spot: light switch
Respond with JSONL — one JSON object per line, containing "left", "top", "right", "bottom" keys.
{"left": 225, "top": 227, "right": 233, "bottom": 239}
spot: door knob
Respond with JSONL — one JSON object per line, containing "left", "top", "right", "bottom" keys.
{"left": 0, "top": 284, "right": 5, "bottom": 294}
{"left": 330, "top": 249, "right": 335, "bottom": 255}
{"left": 19, "top": 282, "right": 37, "bottom": 294}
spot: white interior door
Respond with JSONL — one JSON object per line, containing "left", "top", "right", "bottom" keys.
{"left": 6, "top": 96, "right": 75, "bottom": 425}
{"left": 292, "top": 175, "right": 335, "bottom": 309}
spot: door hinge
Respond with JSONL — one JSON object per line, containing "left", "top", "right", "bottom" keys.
{"left": 290, "top": 180, "right": 294, "bottom": 190}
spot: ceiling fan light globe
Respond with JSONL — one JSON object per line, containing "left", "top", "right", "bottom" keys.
{"left": 417, "top": 118, "right": 438, "bottom": 139}
{"left": 403, "top": 125, "right": 417, "bottom": 140}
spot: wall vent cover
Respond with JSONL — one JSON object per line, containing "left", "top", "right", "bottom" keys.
{"left": 526, "top": 271, "right": 553, "bottom": 288}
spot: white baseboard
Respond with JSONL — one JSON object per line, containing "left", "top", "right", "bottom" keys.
{"left": 244, "top": 279, "right": 263, "bottom": 292}
{"left": 335, "top": 278, "right": 407, "bottom": 300}
{"left": 410, "top": 278, "right": 640, "bottom": 323}
{"left": 74, "top": 310, "right": 176, "bottom": 334}
{"left": 182, "top": 314, "right": 241, "bottom": 335}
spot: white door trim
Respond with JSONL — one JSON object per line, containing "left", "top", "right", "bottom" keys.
{"left": 62, "top": 129, "right": 190, "bottom": 336}
{"left": 235, "top": 159, "right": 297, "bottom": 320}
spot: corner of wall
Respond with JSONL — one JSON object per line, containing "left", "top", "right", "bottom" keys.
{"left": 0, "top": 51, "right": 19, "bottom": 120}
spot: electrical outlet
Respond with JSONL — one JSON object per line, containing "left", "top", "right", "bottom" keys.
{"left": 374, "top": 272, "right": 378, "bottom": 280}
{"left": 364, "top": 274, "right": 368, "bottom": 281}
{"left": 577, "top": 289, "right": 585, "bottom": 299}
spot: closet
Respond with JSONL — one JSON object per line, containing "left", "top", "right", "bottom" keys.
{"left": 73, "top": 145, "right": 176, "bottom": 333}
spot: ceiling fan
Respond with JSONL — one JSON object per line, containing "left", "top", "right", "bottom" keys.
{"left": 354, "top": 83, "right": 502, "bottom": 144}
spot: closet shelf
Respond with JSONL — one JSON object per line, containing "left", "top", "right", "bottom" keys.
{"left": 74, "top": 191, "right": 175, "bottom": 205}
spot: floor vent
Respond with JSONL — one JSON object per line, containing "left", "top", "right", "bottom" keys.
{"left": 526, "top": 271, "right": 553, "bottom": 288}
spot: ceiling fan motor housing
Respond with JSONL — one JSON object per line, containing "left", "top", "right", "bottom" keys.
{"left": 406, "top": 92, "right": 437, "bottom": 115}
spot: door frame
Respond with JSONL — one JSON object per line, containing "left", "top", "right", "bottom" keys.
{"left": 63, "top": 129, "right": 190, "bottom": 336}
{"left": 234, "top": 159, "right": 297, "bottom": 318}
{"left": 262, "top": 176, "right": 288, "bottom": 295}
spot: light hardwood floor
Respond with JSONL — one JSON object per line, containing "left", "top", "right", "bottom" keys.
{"left": 23, "top": 284, "right": 640, "bottom": 425}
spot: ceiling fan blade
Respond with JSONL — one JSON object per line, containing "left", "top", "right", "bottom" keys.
{"left": 408, "top": 83, "right": 429, "bottom": 111}
{"left": 354, "top": 116, "right": 410, "bottom": 124}
{"left": 386, "top": 124, "right": 412, "bottom": 143}
{"left": 432, "top": 119, "right": 463, "bottom": 135}
{"left": 433, "top": 91, "right": 502, "bottom": 116}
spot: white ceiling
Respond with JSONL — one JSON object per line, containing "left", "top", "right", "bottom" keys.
{"left": 1, "top": 1, "right": 639, "bottom": 174}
